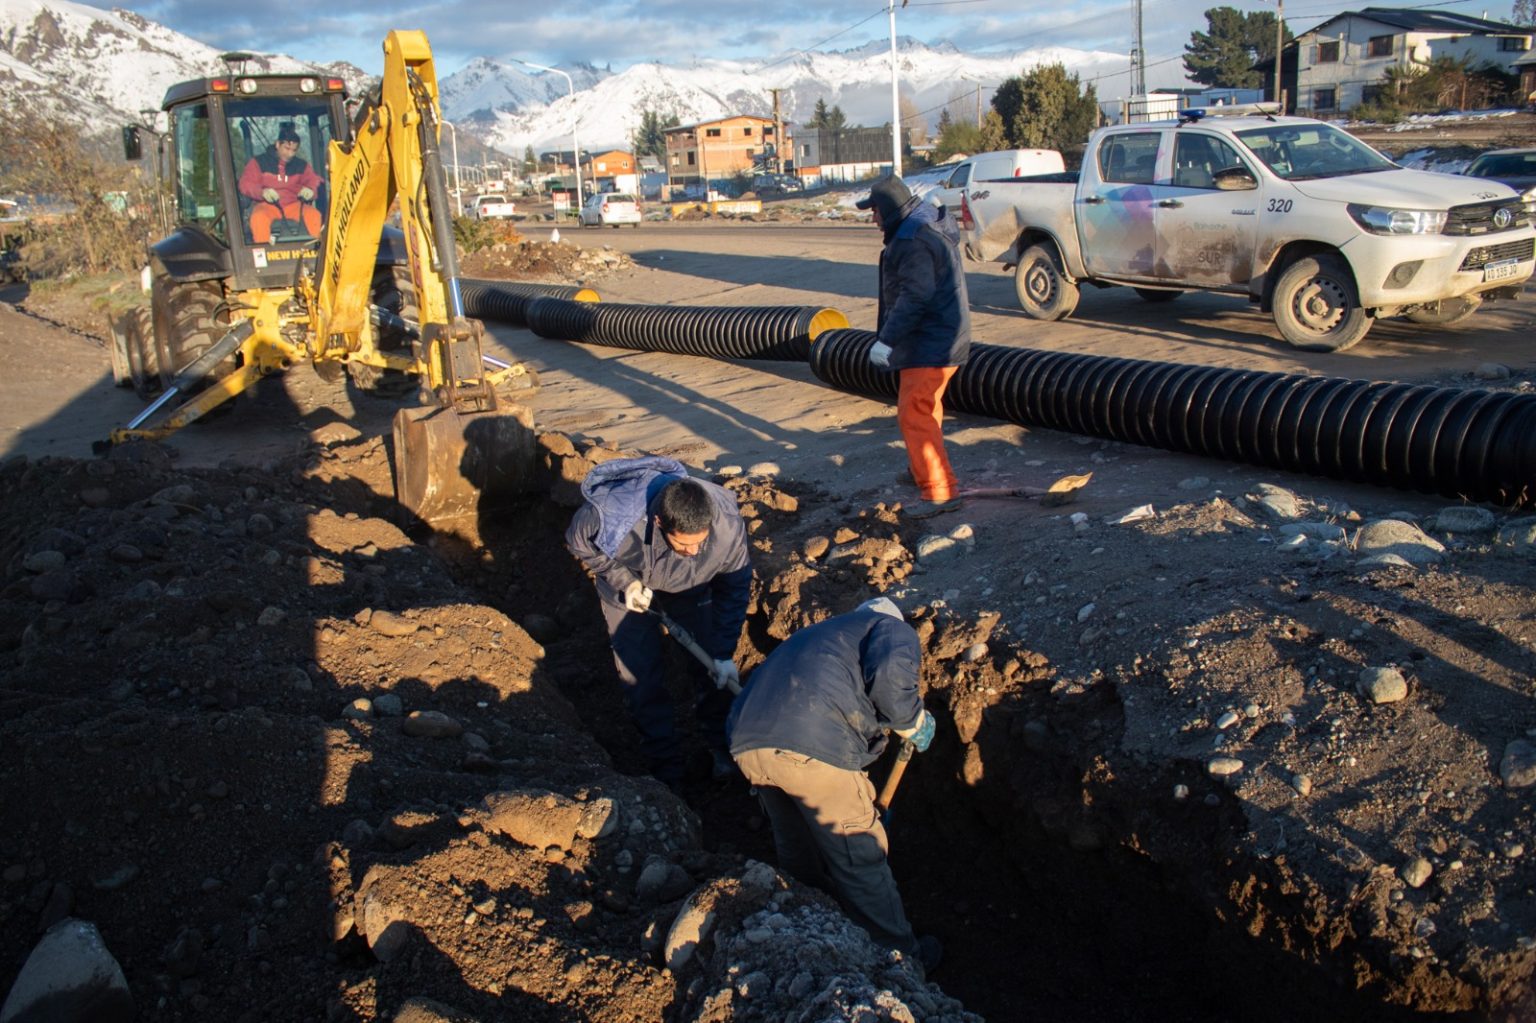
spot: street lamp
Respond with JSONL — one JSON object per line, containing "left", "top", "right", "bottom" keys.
{"left": 514, "top": 59, "right": 582, "bottom": 210}
{"left": 441, "top": 118, "right": 461, "bottom": 215}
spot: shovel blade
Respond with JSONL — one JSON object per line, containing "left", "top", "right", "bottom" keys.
{"left": 392, "top": 403, "right": 536, "bottom": 527}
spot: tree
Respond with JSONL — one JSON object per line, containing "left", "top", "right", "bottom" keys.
{"left": 808, "top": 99, "right": 848, "bottom": 131}
{"left": 933, "top": 118, "right": 986, "bottom": 163}
{"left": 1184, "top": 6, "right": 1293, "bottom": 89}
{"left": 522, "top": 145, "right": 536, "bottom": 175}
{"left": 898, "top": 93, "right": 925, "bottom": 148}
{"left": 1514, "top": 0, "right": 1535, "bottom": 25}
{"left": 632, "top": 109, "right": 679, "bottom": 164}
{"left": 990, "top": 64, "right": 1099, "bottom": 152}
{"left": 0, "top": 109, "right": 145, "bottom": 277}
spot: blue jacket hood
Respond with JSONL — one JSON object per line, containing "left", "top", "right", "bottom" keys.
{"left": 579, "top": 456, "right": 689, "bottom": 557}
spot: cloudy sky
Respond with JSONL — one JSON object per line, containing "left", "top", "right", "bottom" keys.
{"left": 85, "top": 0, "right": 1524, "bottom": 81}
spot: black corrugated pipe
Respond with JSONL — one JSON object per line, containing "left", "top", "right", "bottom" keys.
{"left": 460, "top": 279, "right": 600, "bottom": 327}
{"left": 521, "top": 297, "right": 848, "bottom": 362}
{"left": 810, "top": 327, "right": 1536, "bottom": 508}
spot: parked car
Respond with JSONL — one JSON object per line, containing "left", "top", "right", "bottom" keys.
{"left": 472, "top": 194, "right": 516, "bottom": 220}
{"left": 579, "top": 192, "right": 641, "bottom": 228}
{"left": 1463, "top": 148, "right": 1536, "bottom": 195}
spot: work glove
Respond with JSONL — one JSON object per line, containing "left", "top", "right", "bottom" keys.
{"left": 298, "top": 187, "right": 315, "bottom": 202}
{"left": 711, "top": 658, "right": 740, "bottom": 691}
{"left": 261, "top": 187, "right": 280, "bottom": 204}
{"left": 622, "top": 580, "right": 653, "bottom": 613}
{"left": 896, "top": 709, "right": 935, "bottom": 753}
{"left": 868, "top": 341, "right": 893, "bottom": 370}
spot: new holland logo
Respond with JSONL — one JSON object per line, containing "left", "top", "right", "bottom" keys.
{"left": 1492, "top": 207, "right": 1513, "bottom": 229}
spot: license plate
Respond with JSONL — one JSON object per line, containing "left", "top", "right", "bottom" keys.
{"left": 1483, "top": 258, "right": 1519, "bottom": 282}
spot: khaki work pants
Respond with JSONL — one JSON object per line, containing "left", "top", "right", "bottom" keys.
{"left": 734, "top": 746, "right": 918, "bottom": 955}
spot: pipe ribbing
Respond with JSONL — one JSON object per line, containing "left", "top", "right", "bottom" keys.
{"left": 809, "top": 328, "right": 1535, "bottom": 508}
{"left": 521, "top": 297, "right": 846, "bottom": 362}
{"left": 460, "top": 279, "right": 599, "bottom": 328}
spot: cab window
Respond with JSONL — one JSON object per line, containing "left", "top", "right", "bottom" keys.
{"left": 170, "top": 102, "right": 223, "bottom": 243}
{"left": 1171, "top": 134, "right": 1246, "bottom": 189}
{"left": 1099, "top": 133, "right": 1160, "bottom": 184}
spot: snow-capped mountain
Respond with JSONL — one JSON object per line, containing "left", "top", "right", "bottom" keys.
{"left": 0, "top": 0, "right": 1135, "bottom": 159}
{"left": 0, "top": 0, "right": 366, "bottom": 127}
{"left": 445, "top": 37, "right": 1134, "bottom": 155}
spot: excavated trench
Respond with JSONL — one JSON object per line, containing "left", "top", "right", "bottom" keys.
{"left": 415, "top": 476, "right": 1457, "bottom": 1023}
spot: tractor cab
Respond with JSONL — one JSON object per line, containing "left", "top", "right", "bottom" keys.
{"left": 140, "top": 52, "right": 351, "bottom": 292}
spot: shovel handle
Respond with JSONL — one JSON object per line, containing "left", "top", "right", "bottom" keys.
{"left": 876, "top": 739, "right": 915, "bottom": 818}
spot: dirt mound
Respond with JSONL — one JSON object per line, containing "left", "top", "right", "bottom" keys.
{"left": 0, "top": 442, "right": 987, "bottom": 1022}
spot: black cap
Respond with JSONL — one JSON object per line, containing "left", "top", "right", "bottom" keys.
{"left": 277, "top": 124, "right": 300, "bottom": 143}
{"left": 854, "top": 175, "right": 911, "bottom": 219}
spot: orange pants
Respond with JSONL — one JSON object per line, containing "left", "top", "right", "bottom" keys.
{"left": 898, "top": 366, "right": 959, "bottom": 501}
{"left": 250, "top": 201, "right": 321, "bottom": 243}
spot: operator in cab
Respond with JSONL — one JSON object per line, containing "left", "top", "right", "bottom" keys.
{"left": 239, "top": 123, "right": 323, "bottom": 243}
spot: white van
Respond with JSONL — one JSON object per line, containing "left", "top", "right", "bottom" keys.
{"left": 929, "top": 148, "right": 1065, "bottom": 221}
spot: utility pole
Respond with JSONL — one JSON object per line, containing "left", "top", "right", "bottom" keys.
{"left": 1131, "top": 0, "right": 1147, "bottom": 97}
{"left": 1273, "top": 0, "right": 1286, "bottom": 109}
{"left": 888, "top": 0, "right": 902, "bottom": 177}
{"left": 770, "top": 88, "right": 784, "bottom": 174}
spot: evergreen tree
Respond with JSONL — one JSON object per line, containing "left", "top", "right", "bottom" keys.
{"left": 990, "top": 64, "right": 1099, "bottom": 152}
{"left": 1184, "top": 7, "right": 1293, "bottom": 88}
{"left": 632, "top": 109, "right": 679, "bottom": 163}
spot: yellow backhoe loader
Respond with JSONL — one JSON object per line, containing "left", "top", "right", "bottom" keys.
{"left": 105, "top": 31, "right": 534, "bottom": 525}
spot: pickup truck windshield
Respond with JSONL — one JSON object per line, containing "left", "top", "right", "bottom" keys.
{"left": 1234, "top": 124, "right": 1396, "bottom": 181}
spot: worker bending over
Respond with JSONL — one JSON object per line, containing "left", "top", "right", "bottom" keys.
{"left": 566, "top": 456, "right": 750, "bottom": 789}
{"left": 727, "top": 597, "right": 941, "bottom": 973}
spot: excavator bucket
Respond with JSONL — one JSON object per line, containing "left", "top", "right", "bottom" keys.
{"left": 392, "top": 403, "right": 537, "bottom": 526}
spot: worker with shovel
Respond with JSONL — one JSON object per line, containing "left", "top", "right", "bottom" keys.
{"left": 566, "top": 456, "right": 751, "bottom": 790}
{"left": 726, "top": 596, "right": 941, "bottom": 975}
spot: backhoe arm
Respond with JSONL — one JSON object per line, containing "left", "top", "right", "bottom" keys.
{"left": 314, "top": 29, "right": 493, "bottom": 412}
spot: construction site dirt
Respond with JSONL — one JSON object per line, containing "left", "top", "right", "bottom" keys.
{"left": 1, "top": 214, "right": 1534, "bottom": 1022}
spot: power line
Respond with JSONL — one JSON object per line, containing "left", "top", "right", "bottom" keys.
{"left": 746, "top": 7, "right": 889, "bottom": 74}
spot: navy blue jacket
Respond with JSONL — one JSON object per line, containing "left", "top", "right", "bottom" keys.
{"left": 727, "top": 609, "right": 924, "bottom": 771}
{"left": 876, "top": 199, "right": 972, "bottom": 371}
{"left": 565, "top": 457, "right": 751, "bottom": 659}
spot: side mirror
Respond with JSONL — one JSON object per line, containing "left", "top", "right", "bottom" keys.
{"left": 1213, "top": 167, "right": 1257, "bottom": 191}
{"left": 122, "top": 125, "right": 142, "bottom": 162}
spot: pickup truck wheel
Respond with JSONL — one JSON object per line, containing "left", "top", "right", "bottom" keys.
{"left": 1015, "top": 244, "right": 1079, "bottom": 321}
{"left": 1133, "top": 287, "right": 1182, "bottom": 303}
{"left": 1404, "top": 294, "right": 1482, "bottom": 326}
{"left": 1272, "top": 254, "right": 1371, "bottom": 352}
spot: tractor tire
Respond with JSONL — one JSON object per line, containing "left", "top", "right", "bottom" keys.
{"left": 1271, "top": 254, "right": 1371, "bottom": 352}
{"left": 152, "top": 277, "right": 233, "bottom": 395}
{"left": 1014, "top": 243, "right": 1080, "bottom": 321}
{"left": 1404, "top": 294, "right": 1482, "bottom": 326}
{"left": 1134, "top": 287, "right": 1182, "bottom": 303}
{"left": 348, "top": 264, "right": 420, "bottom": 398}
{"left": 119, "top": 307, "right": 161, "bottom": 400}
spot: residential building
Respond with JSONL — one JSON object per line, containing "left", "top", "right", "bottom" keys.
{"left": 1291, "top": 7, "right": 1534, "bottom": 115}
{"left": 796, "top": 127, "right": 894, "bottom": 188}
{"left": 585, "top": 150, "right": 639, "bottom": 195}
{"left": 663, "top": 116, "right": 781, "bottom": 196}
{"left": 1518, "top": 48, "right": 1536, "bottom": 105}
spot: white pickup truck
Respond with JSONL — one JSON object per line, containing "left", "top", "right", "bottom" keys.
{"left": 961, "top": 105, "right": 1536, "bottom": 351}
{"left": 471, "top": 193, "right": 517, "bottom": 220}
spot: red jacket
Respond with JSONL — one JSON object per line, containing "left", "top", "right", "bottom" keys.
{"left": 239, "top": 149, "right": 322, "bottom": 206}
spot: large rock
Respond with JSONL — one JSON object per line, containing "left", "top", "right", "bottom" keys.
{"left": 481, "top": 790, "right": 618, "bottom": 851}
{"left": 0, "top": 918, "right": 133, "bottom": 1023}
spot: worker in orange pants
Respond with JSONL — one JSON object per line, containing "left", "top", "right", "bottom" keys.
{"left": 856, "top": 175, "right": 971, "bottom": 519}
